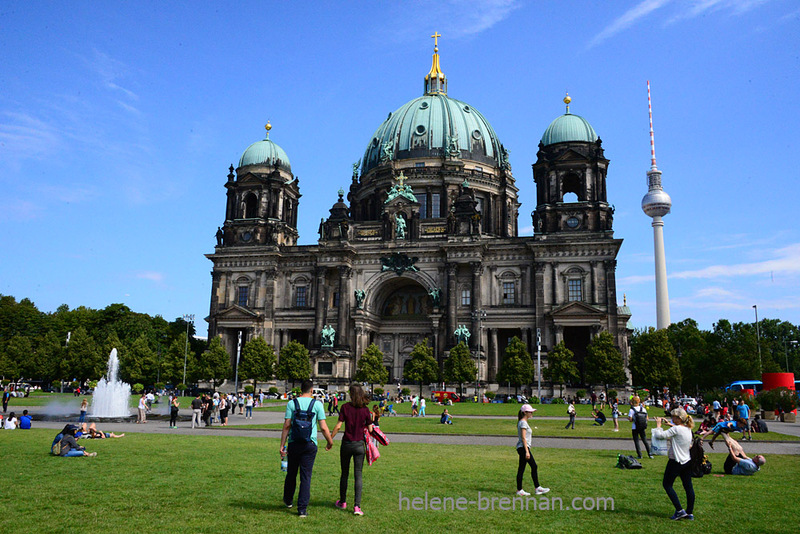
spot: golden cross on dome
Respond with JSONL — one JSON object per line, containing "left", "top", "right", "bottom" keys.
{"left": 431, "top": 31, "right": 441, "bottom": 50}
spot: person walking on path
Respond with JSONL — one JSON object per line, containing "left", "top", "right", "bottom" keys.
{"left": 2, "top": 387, "right": 11, "bottom": 413}
{"left": 628, "top": 396, "right": 652, "bottom": 459}
{"left": 652, "top": 408, "right": 696, "bottom": 521}
{"left": 137, "top": 393, "right": 147, "bottom": 424}
{"left": 191, "top": 394, "right": 203, "bottom": 429}
{"left": 419, "top": 397, "right": 426, "bottom": 417}
{"left": 280, "top": 380, "right": 333, "bottom": 518}
{"left": 611, "top": 398, "right": 620, "bottom": 432}
{"left": 736, "top": 399, "right": 752, "bottom": 441}
{"left": 565, "top": 401, "right": 576, "bottom": 429}
{"left": 245, "top": 394, "right": 254, "bottom": 419}
{"left": 331, "top": 384, "right": 374, "bottom": 516}
{"left": 79, "top": 398, "right": 88, "bottom": 423}
{"left": 515, "top": 404, "right": 549, "bottom": 497}
{"left": 169, "top": 394, "right": 180, "bottom": 429}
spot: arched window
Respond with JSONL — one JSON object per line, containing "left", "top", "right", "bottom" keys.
{"left": 244, "top": 193, "right": 259, "bottom": 218}
{"left": 561, "top": 173, "right": 583, "bottom": 202}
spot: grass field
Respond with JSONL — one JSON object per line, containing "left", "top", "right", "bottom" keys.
{"left": 0, "top": 429, "right": 796, "bottom": 533}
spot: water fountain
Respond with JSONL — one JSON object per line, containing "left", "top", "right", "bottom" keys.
{"left": 91, "top": 348, "right": 132, "bottom": 417}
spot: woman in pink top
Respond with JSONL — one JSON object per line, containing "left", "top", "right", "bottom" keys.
{"left": 330, "top": 383, "right": 373, "bottom": 516}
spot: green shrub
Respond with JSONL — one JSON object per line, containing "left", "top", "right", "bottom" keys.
{"left": 176, "top": 383, "right": 188, "bottom": 392}
{"left": 375, "top": 387, "right": 384, "bottom": 396}
{"left": 607, "top": 389, "right": 618, "bottom": 400}
{"left": 244, "top": 385, "right": 255, "bottom": 394}
{"left": 529, "top": 396, "right": 540, "bottom": 404}
{"left": 575, "top": 389, "right": 586, "bottom": 399}
{"left": 51, "top": 380, "right": 61, "bottom": 391}
{"left": 552, "top": 397, "right": 566, "bottom": 404}
{"left": 132, "top": 383, "right": 144, "bottom": 394}
{"left": 636, "top": 389, "right": 650, "bottom": 400}
{"left": 291, "top": 387, "right": 301, "bottom": 396}
{"left": 401, "top": 388, "right": 411, "bottom": 396}
{"left": 485, "top": 391, "right": 496, "bottom": 400}
{"left": 759, "top": 387, "right": 797, "bottom": 412}
{"left": 154, "top": 382, "right": 166, "bottom": 391}
{"left": 70, "top": 381, "right": 80, "bottom": 389}
{"left": 268, "top": 386, "right": 279, "bottom": 395}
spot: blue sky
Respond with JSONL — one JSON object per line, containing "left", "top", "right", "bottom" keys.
{"left": 1, "top": 0, "right": 799, "bottom": 335}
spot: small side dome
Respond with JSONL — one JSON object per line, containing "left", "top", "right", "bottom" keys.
{"left": 541, "top": 113, "right": 598, "bottom": 146}
{"left": 238, "top": 123, "right": 291, "bottom": 171}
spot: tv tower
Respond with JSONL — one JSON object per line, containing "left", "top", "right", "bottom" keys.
{"left": 641, "top": 81, "right": 672, "bottom": 329}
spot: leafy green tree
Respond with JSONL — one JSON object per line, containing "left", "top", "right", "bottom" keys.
{"left": 276, "top": 340, "right": 311, "bottom": 389}
{"left": 543, "top": 341, "right": 579, "bottom": 398}
{"left": 31, "top": 331, "right": 62, "bottom": 385}
{"left": 667, "top": 318, "right": 709, "bottom": 394}
{"left": 162, "top": 333, "right": 193, "bottom": 386}
{"left": 496, "top": 336, "right": 533, "bottom": 395}
{"left": 64, "top": 326, "right": 103, "bottom": 382}
{"left": 355, "top": 343, "right": 389, "bottom": 391}
{"left": 442, "top": 342, "right": 477, "bottom": 395}
{"left": 239, "top": 336, "right": 276, "bottom": 392}
{"left": 120, "top": 334, "right": 157, "bottom": 385}
{"left": 630, "top": 327, "right": 681, "bottom": 393}
{"left": 4, "top": 335, "right": 33, "bottom": 379}
{"left": 196, "top": 335, "right": 229, "bottom": 389}
{"left": 584, "top": 331, "right": 627, "bottom": 395}
{"left": 403, "top": 339, "right": 438, "bottom": 397}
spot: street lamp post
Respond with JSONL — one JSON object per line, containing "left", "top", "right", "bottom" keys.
{"left": 791, "top": 340, "right": 799, "bottom": 375}
{"left": 752, "top": 305, "right": 762, "bottom": 375}
{"left": 472, "top": 309, "right": 487, "bottom": 399}
{"left": 182, "top": 313, "right": 195, "bottom": 395}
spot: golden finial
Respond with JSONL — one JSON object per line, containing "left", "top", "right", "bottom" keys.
{"left": 564, "top": 92, "right": 571, "bottom": 114}
{"left": 264, "top": 121, "right": 272, "bottom": 139}
{"left": 624, "top": 293, "right": 627, "bottom": 306}
{"left": 425, "top": 32, "right": 447, "bottom": 95}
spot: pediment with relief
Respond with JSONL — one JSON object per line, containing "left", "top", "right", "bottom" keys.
{"left": 550, "top": 301, "right": 604, "bottom": 317}
{"left": 215, "top": 304, "right": 260, "bottom": 320}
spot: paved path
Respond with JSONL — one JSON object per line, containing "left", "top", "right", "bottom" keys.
{"left": 13, "top": 404, "right": 800, "bottom": 455}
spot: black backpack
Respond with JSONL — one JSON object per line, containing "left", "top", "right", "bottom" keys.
{"left": 634, "top": 407, "right": 648, "bottom": 429}
{"left": 689, "top": 435, "right": 707, "bottom": 478}
{"left": 616, "top": 454, "right": 642, "bottom": 470}
{"left": 291, "top": 398, "right": 316, "bottom": 442}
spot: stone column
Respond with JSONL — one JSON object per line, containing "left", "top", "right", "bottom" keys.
{"left": 314, "top": 266, "right": 326, "bottom": 337}
{"left": 554, "top": 324, "right": 564, "bottom": 345}
{"left": 447, "top": 263, "right": 458, "bottom": 345}
{"left": 552, "top": 263, "right": 562, "bottom": 305}
{"left": 470, "top": 262, "right": 483, "bottom": 349}
{"left": 337, "top": 266, "right": 351, "bottom": 348}
{"left": 591, "top": 261, "right": 599, "bottom": 305}
{"left": 490, "top": 329, "right": 499, "bottom": 381}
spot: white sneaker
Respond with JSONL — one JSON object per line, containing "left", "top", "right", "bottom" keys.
{"left": 535, "top": 486, "right": 550, "bottom": 495}
{"left": 516, "top": 489, "right": 531, "bottom": 496}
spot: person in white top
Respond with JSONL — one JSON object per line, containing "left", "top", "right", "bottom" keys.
{"left": 652, "top": 407, "right": 695, "bottom": 521}
{"left": 3, "top": 412, "right": 18, "bottom": 429}
{"left": 137, "top": 394, "right": 147, "bottom": 424}
{"left": 515, "top": 404, "right": 549, "bottom": 497}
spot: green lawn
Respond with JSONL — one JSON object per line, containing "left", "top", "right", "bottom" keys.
{"left": 245, "top": 415, "right": 800, "bottom": 441}
{"left": 1, "top": 429, "right": 796, "bottom": 533}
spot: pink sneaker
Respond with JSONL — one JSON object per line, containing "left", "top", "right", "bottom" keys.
{"left": 353, "top": 506, "right": 364, "bottom": 516}
{"left": 334, "top": 500, "right": 346, "bottom": 510}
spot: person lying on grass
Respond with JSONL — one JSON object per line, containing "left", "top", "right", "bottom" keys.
{"left": 80, "top": 423, "right": 125, "bottom": 439}
{"left": 721, "top": 433, "right": 765, "bottom": 476}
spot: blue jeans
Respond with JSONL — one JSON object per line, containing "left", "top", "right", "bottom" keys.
{"left": 79, "top": 411, "right": 86, "bottom": 423}
{"left": 64, "top": 449, "right": 85, "bottom": 457}
{"left": 246, "top": 406, "right": 252, "bottom": 417}
{"left": 283, "top": 440, "right": 318, "bottom": 514}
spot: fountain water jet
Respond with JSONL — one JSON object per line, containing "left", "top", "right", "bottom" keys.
{"left": 91, "top": 348, "right": 131, "bottom": 417}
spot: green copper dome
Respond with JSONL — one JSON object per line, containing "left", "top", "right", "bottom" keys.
{"left": 238, "top": 133, "right": 291, "bottom": 172}
{"left": 541, "top": 113, "right": 598, "bottom": 146}
{"left": 361, "top": 93, "right": 505, "bottom": 175}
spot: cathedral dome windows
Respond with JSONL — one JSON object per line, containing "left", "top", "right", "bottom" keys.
{"left": 244, "top": 192, "right": 259, "bottom": 219}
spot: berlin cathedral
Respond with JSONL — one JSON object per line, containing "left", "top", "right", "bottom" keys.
{"left": 206, "top": 37, "right": 631, "bottom": 391}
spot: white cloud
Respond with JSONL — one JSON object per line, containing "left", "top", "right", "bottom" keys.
{"left": 136, "top": 271, "right": 165, "bottom": 283}
{"left": 0, "top": 198, "right": 44, "bottom": 221}
{"left": 587, "top": 0, "right": 672, "bottom": 49}
{"left": 588, "top": 0, "right": 776, "bottom": 49}
{"left": 671, "top": 243, "right": 800, "bottom": 280}
{"left": 0, "top": 111, "right": 62, "bottom": 162}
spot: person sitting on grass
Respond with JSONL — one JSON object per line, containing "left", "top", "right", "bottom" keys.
{"left": 721, "top": 433, "right": 765, "bottom": 475}
{"left": 699, "top": 418, "right": 747, "bottom": 449}
{"left": 19, "top": 410, "right": 32, "bottom": 429}
{"left": 385, "top": 403, "right": 397, "bottom": 416}
{"left": 440, "top": 409, "right": 453, "bottom": 425}
{"left": 3, "top": 411, "right": 18, "bottom": 429}
{"left": 592, "top": 408, "right": 607, "bottom": 426}
{"left": 55, "top": 425, "right": 97, "bottom": 457}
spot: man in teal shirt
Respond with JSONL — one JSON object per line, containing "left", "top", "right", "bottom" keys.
{"left": 280, "top": 380, "right": 333, "bottom": 517}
